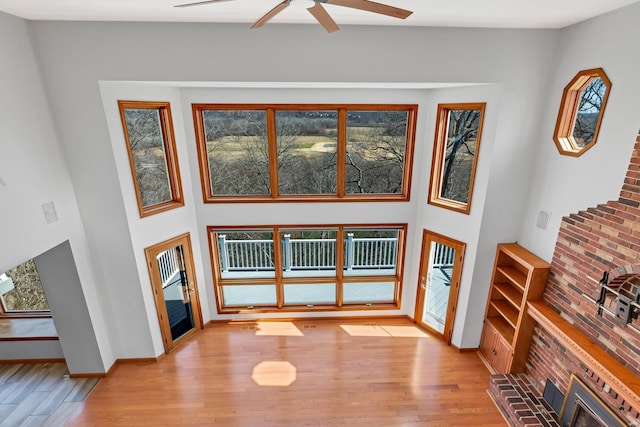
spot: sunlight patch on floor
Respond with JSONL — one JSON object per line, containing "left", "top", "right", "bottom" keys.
{"left": 340, "top": 324, "right": 430, "bottom": 338}
{"left": 255, "top": 322, "right": 304, "bottom": 336}
{"left": 251, "top": 361, "right": 297, "bottom": 387}
{"left": 340, "top": 324, "right": 390, "bottom": 337}
{"left": 380, "top": 325, "right": 430, "bottom": 337}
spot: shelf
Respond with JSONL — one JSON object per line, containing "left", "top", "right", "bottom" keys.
{"left": 496, "top": 265, "right": 527, "bottom": 292}
{"left": 490, "top": 300, "right": 519, "bottom": 329}
{"left": 493, "top": 282, "right": 523, "bottom": 309}
{"left": 482, "top": 243, "right": 550, "bottom": 374}
{"left": 528, "top": 300, "right": 640, "bottom": 411}
{"left": 487, "top": 316, "right": 514, "bottom": 344}
{"left": 498, "top": 243, "right": 550, "bottom": 269}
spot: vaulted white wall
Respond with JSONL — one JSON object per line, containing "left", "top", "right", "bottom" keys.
{"left": 412, "top": 84, "right": 505, "bottom": 347}
{"left": 99, "top": 83, "right": 210, "bottom": 356}
{"left": 519, "top": 2, "right": 640, "bottom": 260}
{"left": 0, "top": 12, "right": 114, "bottom": 373}
{"left": 0, "top": 12, "right": 72, "bottom": 272}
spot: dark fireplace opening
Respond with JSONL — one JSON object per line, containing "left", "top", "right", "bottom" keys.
{"left": 560, "top": 375, "right": 626, "bottom": 427}
{"left": 571, "top": 398, "right": 606, "bottom": 427}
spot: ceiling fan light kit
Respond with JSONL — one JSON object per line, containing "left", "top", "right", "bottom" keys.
{"left": 175, "top": 0, "right": 413, "bottom": 33}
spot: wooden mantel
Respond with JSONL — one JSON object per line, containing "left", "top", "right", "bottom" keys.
{"left": 527, "top": 300, "right": 640, "bottom": 410}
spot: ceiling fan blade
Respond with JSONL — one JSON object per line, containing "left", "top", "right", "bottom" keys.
{"left": 174, "top": 0, "right": 234, "bottom": 8}
{"left": 326, "top": 0, "right": 412, "bottom": 19}
{"left": 307, "top": 3, "right": 340, "bottom": 33}
{"left": 251, "top": 0, "right": 291, "bottom": 29}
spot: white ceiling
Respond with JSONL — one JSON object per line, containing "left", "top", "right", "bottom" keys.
{"left": 0, "top": 0, "right": 639, "bottom": 29}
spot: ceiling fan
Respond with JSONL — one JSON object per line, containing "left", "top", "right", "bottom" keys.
{"left": 174, "top": 0, "right": 413, "bottom": 33}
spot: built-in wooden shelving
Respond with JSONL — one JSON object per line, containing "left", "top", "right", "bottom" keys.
{"left": 479, "top": 243, "right": 550, "bottom": 374}
{"left": 491, "top": 300, "right": 519, "bottom": 328}
{"left": 493, "top": 282, "right": 523, "bottom": 308}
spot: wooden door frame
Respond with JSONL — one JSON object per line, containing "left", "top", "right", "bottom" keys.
{"left": 144, "top": 232, "right": 204, "bottom": 354}
{"left": 413, "top": 229, "right": 465, "bottom": 345}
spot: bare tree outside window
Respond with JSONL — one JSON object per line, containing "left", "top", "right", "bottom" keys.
{"left": 345, "top": 111, "right": 408, "bottom": 194}
{"left": 572, "top": 77, "right": 606, "bottom": 148}
{"left": 119, "top": 101, "right": 183, "bottom": 217}
{"left": 553, "top": 68, "right": 611, "bottom": 157}
{"left": 441, "top": 109, "right": 481, "bottom": 203}
{"left": 276, "top": 111, "right": 338, "bottom": 195}
{"left": 429, "top": 103, "right": 486, "bottom": 214}
{"left": 202, "top": 110, "right": 270, "bottom": 195}
{"left": 194, "top": 104, "right": 416, "bottom": 202}
{"left": 123, "top": 109, "right": 172, "bottom": 206}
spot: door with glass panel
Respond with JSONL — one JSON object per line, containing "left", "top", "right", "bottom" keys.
{"left": 414, "top": 230, "right": 465, "bottom": 344}
{"left": 145, "top": 233, "right": 203, "bottom": 353}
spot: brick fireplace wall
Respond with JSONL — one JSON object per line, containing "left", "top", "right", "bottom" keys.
{"left": 524, "top": 134, "right": 640, "bottom": 426}
{"left": 527, "top": 326, "right": 639, "bottom": 423}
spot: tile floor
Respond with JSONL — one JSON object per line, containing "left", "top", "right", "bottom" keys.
{"left": 0, "top": 363, "right": 99, "bottom": 427}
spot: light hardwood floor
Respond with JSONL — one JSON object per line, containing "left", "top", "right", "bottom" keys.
{"left": 68, "top": 318, "right": 505, "bottom": 426}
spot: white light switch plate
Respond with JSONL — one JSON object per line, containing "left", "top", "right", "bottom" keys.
{"left": 536, "top": 209, "right": 551, "bottom": 230}
{"left": 42, "top": 201, "right": 58, "bottom": 223}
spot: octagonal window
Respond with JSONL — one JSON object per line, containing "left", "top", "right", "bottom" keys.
{"left": 553, "top": 68, "right": 611, "bottom": 157}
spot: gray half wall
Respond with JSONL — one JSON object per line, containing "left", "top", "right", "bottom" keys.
{"left": 35, "top": 241, "right": 105, "bottom": 374}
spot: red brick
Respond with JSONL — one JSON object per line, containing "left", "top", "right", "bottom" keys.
{"left": 529, "top": 133, "right": 640, "bottom": 426}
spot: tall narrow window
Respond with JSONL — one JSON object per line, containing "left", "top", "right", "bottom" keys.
{"left": 428, "top": 103, "right": 486, "bottom": 214}
{"left": 0, "top": 259, "right": 50, "bottom": 316}
{"left": 119, "top": 101, "right": 184, "bottom": 217}
{"left": 193, "top": 104, "right": 417, "bottom": 202}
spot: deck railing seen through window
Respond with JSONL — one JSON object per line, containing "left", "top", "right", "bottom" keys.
{"left": 217, "top": 234, "right": 399, "bottom": 273}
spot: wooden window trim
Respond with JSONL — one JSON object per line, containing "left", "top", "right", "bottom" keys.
{"left": 193, "top": 104, "right": 417, "bottom": 203}
{"left": 428, "top": 103, "right": 486, "bottom": 215}
{"left": 0, "top": 311, "right": 51, "bottom": 319}
{"left": 118, "top": 100, "right": 184, "bottom": 218}
{"left": 0, "top": 297, "right": 51, "bottom": 318}
{"left": 207, "top": 223, "right": 406, "bottom": 314}
{"left": 553, "top": 68, "right": 611, "bottom": 157}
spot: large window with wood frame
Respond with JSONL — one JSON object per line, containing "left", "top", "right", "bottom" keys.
{"left": 119, "top": 101, "right": 184, "bottom": 217}
{"left": 0, "top": 259, "right": 50, "bottom": 317}
{"left": 428, "top": 103, "right": 486, "bottom": 215}
{"left": 208, "top": 224, "right": 406, "bottom": 313}
{"left": 193, "top": 105, "right": 417, "bottom": 202}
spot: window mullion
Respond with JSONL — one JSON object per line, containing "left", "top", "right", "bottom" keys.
{"left": 337, "top": 109, "right": 346, "bottom": 198}
{"left": 267, "top": 109, "right": 279, "bottom": 199}
{"left": 159, "top": 107, "right": 182, "bottom": 203}
{"left": 336, "top": 225, "right": 344, "bottom": 307}
{"left": 273, "top": 227, "right": 284, "bottom": 308}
